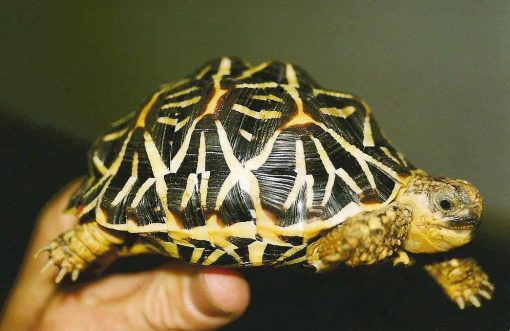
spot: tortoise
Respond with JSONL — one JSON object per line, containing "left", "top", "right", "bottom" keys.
{"left": 38, "top": 57, "right": 493, "bottom": 309}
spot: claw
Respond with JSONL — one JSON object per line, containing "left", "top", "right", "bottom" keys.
{"left": 55, "top": 268, "right": 68, "bottom": 284}
{"left": 469, "top": 295, "right": 481, "bottom": 307}
{"left": 40, "top": 259, "right": 55, "bottom": 274}
{"left": 455, "top": 297, "right": 465, "bottom": 310}
{"left": 481, "top": 280, "right": 495, "bottom": 290}
{"left": 71, "top": 269, "right": 80, "bottom": 282}
{"left": 34, "top": 245, "right": 51, "bottom": 259}
{"left": 478, "top": 290, "right": 492, "bottom": 300}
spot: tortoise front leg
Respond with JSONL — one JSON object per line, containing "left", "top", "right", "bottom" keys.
{"left": 36, "top": 222, "right": 125, "bottom": 283}
{"left": 425, "top": 258, "right": 494, "bottom": 309}
{"left": 307, "top": 203, "right": 412, "bottom": 271}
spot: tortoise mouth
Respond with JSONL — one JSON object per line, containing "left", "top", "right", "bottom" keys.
{"left": 445, "top": 217, "right": 480, "bottom": 231}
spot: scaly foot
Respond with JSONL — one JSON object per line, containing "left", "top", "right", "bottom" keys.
{"left": 425, "top": 258, "right": 494, "bottom": 309}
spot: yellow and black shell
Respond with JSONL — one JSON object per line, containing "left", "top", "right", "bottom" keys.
{"left": 68, "top": 57, "right": 411, "bottom": 268}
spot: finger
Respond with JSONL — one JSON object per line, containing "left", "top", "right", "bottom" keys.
{"left": 29, "top": 179, "right": 83, "bottom": 258}
{"left": 1, "top": 180, "right": 82, "bottom": 330}
{"left": 39, "top": 265, "right": 250, "bottom": 331}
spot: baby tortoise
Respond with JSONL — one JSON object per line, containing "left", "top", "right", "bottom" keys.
{"left": 37, "top": 57, "right": 493, "bottom": 310}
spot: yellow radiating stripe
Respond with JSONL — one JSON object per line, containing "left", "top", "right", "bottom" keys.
{"left": 248, "top": 241, "right": 267, "bottom": 266}
{"left": 95, "top": 177, "right": 113, "bottom": 226}
{"left": 174, "top": 116, "right": 190, "bottom": 132}
{"left": 102, "top": 127, "right": 128, "bottom": 142}
{"left": 197, "top": 131, "right": 206, "bottom": 173}
{"left": 319, "top": 106, "right": 356, "bottom": 118}
{"left": 156, "top": 117, "right": 178, "bottom": 125}
{"left": 111, "top": 176, "right": 137, "bottom": 206}
{"left": 283, "top": 255, "right": 307, "bottom": 265}
{"left": 92, "top": 155, "right": 108, "bottom": 175}
{"left": 195, "top": 64, "right": 211, "bottom": 80}
{"left": 199, "top": 171, "right": 210, "bottom": 208}
{"left": 276, "top": 245, "right": 304, "bottom": 262}
{"left": 239, "top": 128, "right": 253, "bottom": 141}
{"left": 380, "top": 147, "right": 402, "bottom": 164}
{"left": 244, "top": 130, "right": 281, "bottom": 170}
{"left": 310, "top": 136, "right": 335, "bottom": 172}
{"left": 127, "top": 220, "right": 168, "bottom": 233}
{"left": 132, "top": 152, "right": 139, "bottom": 177}
{"left": 232, "top": 104, "right": 281, "bottom": 119}
{"left": 305, "top": 175, "right": 315, "bottom": 209}
{"left": 110, "top": 111, "right": 135, "bottom": 127}
{"left": 322, "top": 173, "right": 335, "bottom": 206}
{"left": 251, "top": 94, "right": 284, "bottom": 103}
{"left": 359, "top": 159, "right": 376, "bottom": 189}
{"left": 190, "top": 248, "right": 204, "bottom": 263}
{"left": 170, "top": 60, "right": 230, "bottom": 173}
{"left": 161, "top": 96, "right": 201, "bottom": 109}
{"left": 236, "top": 82, "right": 278, "bottom": 89}
{"left": 316, "top": 121, "right": 401, "bottom": 181}
{"left": 159, "top": 78, "right": 190, "bottom": 91}
{"left": 107, "top": 131, "right": 134, "bottom": 175}
{"left": 181, "top": 173, "right": 198, "bottom": 209}
{"left": 202, "top": 249, "right": 226, "bottom": 266}
{"left": 397, "top": 151, "right": 409, "bottom": 167}
{"left": 135, "top": 91, "right": 166, "bottom": 127}
{"left": 285, "top": 63, "right": 299, "bottom": 87}
{"left": 212, "top": 57, "right": 231, "bottom": 89}
{"left": 165, "top": 86, "right": 199, "bottom": 100}
{"left": 130, "top": 178, "right": 156, "bottom": 207}
{"left": 144, "top": 131, "right": 170, "bottom": 177}
{"left": 159, "top": 242, "right": 180, "bottom": 259}
{"left": 312, "top": 88, "right": 355, "bottom": 99}
{"left": 362, "top": 115, "right": 375, "bottom": 147}
{"left": 335, "top": 168, "right": 363, "bottom": 194}
{"left": 236, "top": 61, "right": 269, "bottom": 79}
{"left": 282, "top": 140, "right": 307, "bottom": 209}
{"left": 280, "top": 85, "right": 316, "bottom": 129}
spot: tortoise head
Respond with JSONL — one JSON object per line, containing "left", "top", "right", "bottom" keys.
{"left": 397, "top": 173, "right": 483, "bottom": 253}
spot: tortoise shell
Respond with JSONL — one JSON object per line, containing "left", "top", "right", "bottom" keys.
{"left": 68, "top": 57, "right": 411, "bottom": 268}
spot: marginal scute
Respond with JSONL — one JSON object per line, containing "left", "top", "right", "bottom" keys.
{"left": 68, "top": 57, "right": 411, "bottom": 267}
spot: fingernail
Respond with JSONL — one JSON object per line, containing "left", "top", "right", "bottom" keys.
{"left": 190, "top": 269, "right": 249, "bottom": 317}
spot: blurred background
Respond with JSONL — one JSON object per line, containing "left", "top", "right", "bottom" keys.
{"left": 1, "top": 1, "right": 509, "bottom": 329}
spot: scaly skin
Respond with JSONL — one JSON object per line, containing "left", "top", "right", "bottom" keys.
{"left": 425, "top": 258, "right": 494, "bottom": 309}
{"left": 36, "top": 222, "right": 124, "bottom": 283}
{"left": 306, "top": 204, "right": 412, "bottom": 271}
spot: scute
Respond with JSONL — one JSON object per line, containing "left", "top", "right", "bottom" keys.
{"left": 68, "top": 57, "right": 411, "bottom": 266}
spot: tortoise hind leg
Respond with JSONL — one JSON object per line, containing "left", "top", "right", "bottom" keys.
{"left": 36, "top": 222, "right": 125, "bottom": 283}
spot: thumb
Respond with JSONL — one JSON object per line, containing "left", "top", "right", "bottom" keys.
{"left": 47, "top": 265, "right": 250, "bottom": 331}
{"left": 124, "top": 266, "right": 250, "bottom": 331}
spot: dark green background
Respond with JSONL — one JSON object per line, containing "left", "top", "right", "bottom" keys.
{"left": 1, "top": 1, "right": 509, "bottom": 330}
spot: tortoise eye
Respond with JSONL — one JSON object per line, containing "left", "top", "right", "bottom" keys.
{"left": 434, "top": 193, "right": 455, "bottom": 212}
{"left": 439, "top": 199, "right": 453, "bottom": 211}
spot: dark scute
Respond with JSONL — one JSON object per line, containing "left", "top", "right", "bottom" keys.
{"left": 182, "top": 183, "right": 206, "bottom": 229}
{"left": 322, "top": 176, "right": 358, "bottom": 220}
{"left": 187, "top": 238, "right": 214, "bottom": 249}
{"left": 176, "top": 244, "right": 195, "bottom": 263}
{"left": 227, "top": 236, "right": 257, "bottom": 247}
{"left": 129, "top": 183, "right": 166, "bottom": 227}
{"left": 279, "top": 247, "right": 306, "bottom": 264}
{"left": 233, "top": 246, "right": 251, "bottom": 266}
{"left": 277, "top": 183, "right": 307, "bottom": 227}
{"left": 218, "top": 183, "right": 256, "bottom": 226}
{"left": 263, "top": 244, "right": 294, "bottom": 264}
{"left": 368, "top": 164, "right": 398, "bottom": 202}
{"left": 279, "top": 235, "right": 304, "bottom": 246}
{"left": 209, "top": 251, "right": 238, "bottom": 266}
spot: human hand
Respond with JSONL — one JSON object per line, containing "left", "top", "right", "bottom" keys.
{"left": 0, "top": 181, "right": 250, "bottom": 330}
